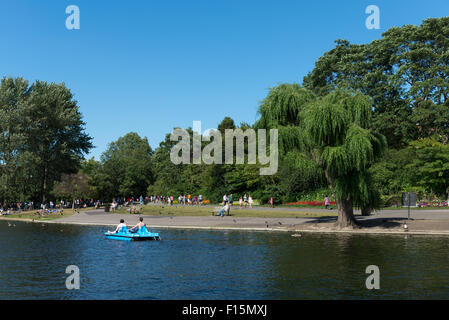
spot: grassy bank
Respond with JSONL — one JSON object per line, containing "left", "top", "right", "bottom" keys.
{"left": 0, "top": 207, "right": 97, "bottom": 222}
{"left": 115, "top": 204, "right": 340, "bottom": 218}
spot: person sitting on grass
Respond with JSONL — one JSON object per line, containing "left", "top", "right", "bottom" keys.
{"left": 108, "top": 219, "right": 127, "bottom": 234}
{"left": 218, "top": 203, "right": 230, "bottom": 217}
{"left": 129, "top": 217, "right": 146, "bottom": 233}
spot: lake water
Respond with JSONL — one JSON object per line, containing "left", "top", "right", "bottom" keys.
{"left": 0, "top": 220, "right": 448, "bottom": 299}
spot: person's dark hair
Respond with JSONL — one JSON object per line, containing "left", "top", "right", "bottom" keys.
{"left": 139, "top": 217, "right": 143, "bottom": 222}
{"left": 325, "top": 195, "right": 328, "bottom": 197}
{"left": 120, "top": 219, "right": 124, "bottom": 223}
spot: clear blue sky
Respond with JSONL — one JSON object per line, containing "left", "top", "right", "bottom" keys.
{"left": 1, "top": 0, "right": 447, "bottom": 159}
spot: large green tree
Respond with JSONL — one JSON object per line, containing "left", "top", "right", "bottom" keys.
{"left": 257, "top": 85, "right": 386, "bottom": 228}
{"left": 99, "top": 132, "right": 153, "bottom": 200}
{"left": 0, "top": 78, "right": 92, "bottom": 204}
{"left": 0, "top": 77, "right": 31, "bottom": 204}
{"left": 26, "top": 81, "right": 92, "bottom": 203}
{"left": 303, "top": 17, "right": 449, "bottom": 148}
{"left": 300, "top": 89, "right": 387, "bottom": 226}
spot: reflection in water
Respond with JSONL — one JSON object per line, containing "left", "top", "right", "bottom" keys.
{"left": 0, "top": 221, "right": 448, "bottom": 299}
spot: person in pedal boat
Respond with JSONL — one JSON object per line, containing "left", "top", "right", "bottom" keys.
{"left": 130, "top": 217, "right": 146, "bottom": 233}
{"left": 108, "top": 219, "right": 127, "bottom": 234}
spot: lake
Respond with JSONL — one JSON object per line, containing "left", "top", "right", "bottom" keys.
{"left": 0, "top": 220, "right": 448, "bottom": 299}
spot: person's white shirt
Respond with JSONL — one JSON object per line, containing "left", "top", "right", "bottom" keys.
{"left": 223, "top": 195, "right": 227, "bottom": 201}
{"left": 113, "top": 222, "right": 126, "bottom": 233}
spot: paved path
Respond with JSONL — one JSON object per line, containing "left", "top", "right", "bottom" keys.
{"left": 46, "top": 207, "right": 449, "bottom": 233}
{"left": 48, "top": 210, "right": 304, "bottom": 231}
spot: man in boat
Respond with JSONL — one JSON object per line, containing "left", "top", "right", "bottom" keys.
{"left": 129, "top": 217, "right": 146, "bottom": 233}
{"left": 108, "top": 219, "right": 127, "bottom": 234}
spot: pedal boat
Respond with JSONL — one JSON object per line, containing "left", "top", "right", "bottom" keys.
{"left": 105, "top": 226, "right": 160, "bottom": 241}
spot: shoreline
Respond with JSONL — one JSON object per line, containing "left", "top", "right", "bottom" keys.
{"left": 3, "top": 213, "right": 449, "bottom": 236}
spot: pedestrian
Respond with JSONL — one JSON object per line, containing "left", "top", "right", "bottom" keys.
{"left": 325, "top": 195, "right": 330, "bottom": 209}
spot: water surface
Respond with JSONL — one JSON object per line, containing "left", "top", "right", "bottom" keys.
{"left": 0, "top": 220, "right": 448, "bottom": 299}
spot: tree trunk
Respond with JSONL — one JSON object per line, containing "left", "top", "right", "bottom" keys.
{"left": 361, "top": 206, "right": 372, "bottom": 216}
{"left": 336, "top": 195, "right": 358, "bottom": 229}
{"left": 41, "top": 165, "right": 48, "bottom": 204}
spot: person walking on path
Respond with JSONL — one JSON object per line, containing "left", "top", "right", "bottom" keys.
{"left": 324, "top": 195, "right": 330, "bottom": 209}
{"left": 270, "top": 197, "right": 274, "bottom": 208}
{"left": 248, "top": 195, "right": 253, "bottom": 208}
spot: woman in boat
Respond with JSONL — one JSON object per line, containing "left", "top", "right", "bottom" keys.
{"left": 130, "top": 217, "right": 146, "bottom": 233}
{"left": 108, "top": 219, "right": 127, "bottom": 234}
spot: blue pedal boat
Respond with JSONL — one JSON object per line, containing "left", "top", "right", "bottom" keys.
{"left": 105, "top": 226, "right": 161, "bottom": 241}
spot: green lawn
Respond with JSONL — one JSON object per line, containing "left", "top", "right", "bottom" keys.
{"left": 114, "top": 204, "right": 340, "bottom": 218}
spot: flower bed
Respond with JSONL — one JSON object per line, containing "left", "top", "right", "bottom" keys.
{"left": 417, "top": 201, "right": 448, "bottom": 207}
{"left": 283, "top": 201, "right": 336, "bottom": 206}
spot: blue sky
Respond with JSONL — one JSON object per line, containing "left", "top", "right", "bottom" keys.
{"left": 0, "top": 0, "right": 448, "bottom": 159}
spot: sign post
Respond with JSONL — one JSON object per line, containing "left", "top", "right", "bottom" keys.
{"left": 402, "top": 192, "right": 417, "bottom": 220}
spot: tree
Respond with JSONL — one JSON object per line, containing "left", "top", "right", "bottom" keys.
{"left": 300, "top": 89, "right": 387, "bottom": 226}
{"left": 100, "top": 132, "right": 153, "bottom": 199}
{"left": 26, "top": 81, "right": 92, "bottom": 203}
{"left": 53, "top": 172, "right": 92, "bottom": 209}
{"left": 257, "top": 84, "right": 386, "bottom": 228}
{"left": 406, "top": 137, "right": 449, "bottom": 197}
{"left": 304, "top": 17, "right": 449, "bottom": 148}
{"left": 0, "top": 77, "right": 31, "bottom": 204}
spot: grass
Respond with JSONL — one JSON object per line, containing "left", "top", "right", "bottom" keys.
{"left": 115, "top": 204, "right": 339, "bottom": 218}
{"left": 0, "top": 207, "right": 97, "bottom": 222}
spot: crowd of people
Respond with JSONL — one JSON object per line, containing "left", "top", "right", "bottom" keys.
{"left": 0, "top": 199, "right": 104, "bottom": 215}
{"left": 222, "top": 193, "right": 255, "bottom": 208}
{"left": 145, "top": 194, "right": 206, "bottom": 206}
{"left": 0, "top": 193, "right": 276, "bottom": 216}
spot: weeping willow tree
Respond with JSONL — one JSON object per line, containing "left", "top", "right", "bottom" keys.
{"left": 256, "top": 83, "right": 316, "bottom": 154}
{"left": 257, "top": 84, "right": 387, "bottom": 228}
{"left": 300, "top": 89, "right": 387, "bottom": 227}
